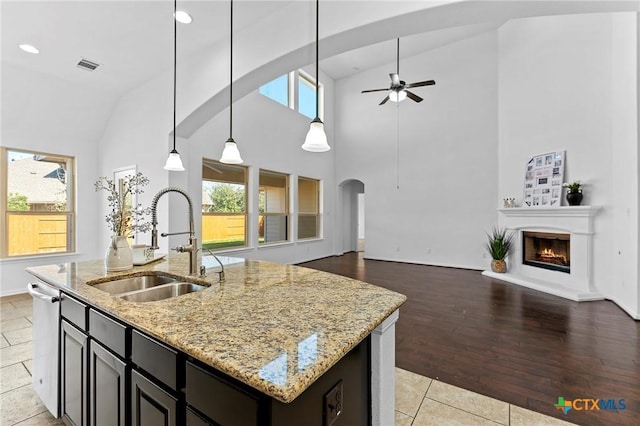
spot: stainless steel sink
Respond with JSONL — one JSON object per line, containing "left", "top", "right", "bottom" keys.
{"left": 92, "top": 274, "right": 176, "bottom": 294}
{"left": 119, "top": 283, "right": 206, "bottom": 303}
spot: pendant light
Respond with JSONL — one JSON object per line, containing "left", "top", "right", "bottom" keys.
{"left": 220, "top": 0, "right": 243, "bottom": 164}
{"left": 164, "top": 0, "right": 185, "bottom": 171}
{"left": 301, "top": 0, "right": 330, "bottom": 152}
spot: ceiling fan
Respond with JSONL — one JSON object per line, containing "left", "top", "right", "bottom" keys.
{"left": 361, "top": 38, "right": 435, "bottom": 105}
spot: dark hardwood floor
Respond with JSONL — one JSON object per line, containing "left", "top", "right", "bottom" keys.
{"left": 299, "top": 252, "right": 639, "bottom": 426}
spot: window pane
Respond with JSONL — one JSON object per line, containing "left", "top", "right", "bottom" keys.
{"left": 298, "top": 215, "right": 318, "bottom": 240}
{"left": 259, "top": 169, "right": 289, "bottom": 244}
{"left": 4, "top": 149, "right": 74, "bottom": 256}
{"left": 298, "top": 177, "right": 319, "bottom": 240}
{"left": 298, "top": 75, "right": 317, "bottom": 120}
{"left": 201, "top": 159, "right": 247, "bottom": 250}
{"left": 298, "top": 177, "right": 318, "bottom": 214}
{"left": 259, "top": 74, "right": 288, "bottom": 107}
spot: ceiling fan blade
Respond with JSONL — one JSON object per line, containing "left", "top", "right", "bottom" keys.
{"left": 361, "top": 88, "right": 390, "bottom": 93}
{"left": 405, "top": 80, "right": 436, "bottom": 89}
{"left": 379, "top": 95, "right": 390, "bottom": 105}
{"left": 405, "top": 90, "right": 423, "bottom": 103}
{"left": 390, "top": 73, "right": 401, "bottom": 86}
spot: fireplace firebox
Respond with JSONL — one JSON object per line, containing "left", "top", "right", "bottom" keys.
{"left": 522, "top": 231, "right": 570, "bottom": 273}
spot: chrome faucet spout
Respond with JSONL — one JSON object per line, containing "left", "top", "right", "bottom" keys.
{"left": 150, "top": 187, "right": 198, "bottom": 275}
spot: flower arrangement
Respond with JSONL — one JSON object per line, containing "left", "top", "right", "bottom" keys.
{"left": 95, "top": 172, "right": 152, "bottom": 237}
{"left": 562, "top": 181, "right": 582, "bottom": 192}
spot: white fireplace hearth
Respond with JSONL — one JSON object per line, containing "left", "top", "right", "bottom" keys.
{"left": 482, "top": 206, "right": 603, "bottom": 302}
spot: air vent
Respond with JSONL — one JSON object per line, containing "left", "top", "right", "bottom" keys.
{"left": 76, "top": 58, "right": 100, "bottom": 72}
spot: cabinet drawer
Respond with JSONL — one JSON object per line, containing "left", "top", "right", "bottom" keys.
{"left": 89, "top": 309, "right": 129, "bottom": 359}
{"left": 131, "top": 330, "right": 177, "bottom": 391}
{"left": 61, "top": 293, "right": 88, "bottom": 331}
{"left": 186, "top": 407, "right": 213, "bottom": 426}
{"left": 186, "top": 361, "right": 259, "bottom": 426}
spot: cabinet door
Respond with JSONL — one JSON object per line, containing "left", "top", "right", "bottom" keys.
{"left": 131, "top": 369, "right": 178, "bottom": 426}
{"left": 61, "top": 320, "right": 88, "bottom": 426}
{"left": 90, "top": 340, "right": 127, "bottom": 426}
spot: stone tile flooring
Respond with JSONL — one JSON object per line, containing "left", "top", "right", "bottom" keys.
{"left": 1, "top": 293, "right": 575, "bottom": 425}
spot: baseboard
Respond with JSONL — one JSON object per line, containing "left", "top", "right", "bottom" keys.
{"left": 606, "top": 296, "right": 640, "bottom": 320}
{"left": 362, "top": 254, "right": 483, "bottom": 272}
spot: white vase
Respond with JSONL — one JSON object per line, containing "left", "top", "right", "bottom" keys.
{"left": 105, "top": 236, "right": 133, "bottom": 272}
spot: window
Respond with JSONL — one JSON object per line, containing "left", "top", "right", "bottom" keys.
{"left": 297, "top": 176, "right": 320, "bottom": 240}
{"left": 201, "top": 159, "right": 247, "bottom": 251}
{"left": 259, "top": 70, "right": 323, "bottom": 120}
{"left": 297, "top": 73, "right": 317, "bottom": 120}
{"left": 259, "top": 170, "right": 289, "bottom": 245}
{"left": 1, "top": 148, "right": 75, "bottom": 257}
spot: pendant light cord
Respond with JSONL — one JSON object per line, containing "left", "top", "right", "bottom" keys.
{"left": 396, "top": 37, "right": 400, "bottom": 76}
{"left": 172, "top": 0, "right": 177, "bottom": 151}
{"left": 315, "top": 0, "right": 319, "bottom": 118}
{"left": 229, "top": 0, "right": 233, "bottom": 139}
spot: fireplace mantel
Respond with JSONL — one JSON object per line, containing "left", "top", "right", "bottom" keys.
{"left": 483, "top": 206, "right": 603, "bottom": 301}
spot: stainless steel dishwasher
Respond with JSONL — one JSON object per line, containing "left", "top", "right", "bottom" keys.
{"left": 27, "top": 280, "right": 61, "bottom": 418}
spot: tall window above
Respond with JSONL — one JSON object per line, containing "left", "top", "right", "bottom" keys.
{"left": 259, "top": 170, "right": 289, "bottom": 245}
{"left": 259, "top": 70, "right": 323, "bottom": 120}
{"left": 201, "top": 159, "right": 247, "bottom": 251}
{"left": 259, "top": 74, "right": 289, "bottom": 107}
{"left": 297, "top": 176, "right": 320, "bottom": 240}
{"left": 1, "top": 148, "right": 75, "bottom": 257}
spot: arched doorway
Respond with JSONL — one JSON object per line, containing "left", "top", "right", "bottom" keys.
{"left": 338, "top": 179, "right": 365, "bottom": 254}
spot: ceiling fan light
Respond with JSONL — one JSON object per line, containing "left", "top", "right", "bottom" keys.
{"left": 302, "top": 118, "right": 330, "bottom": 152}
{"left": 389, "top": 90, "right": 407, "bottom": 103}
{"left": 220, "top": 138, "right": 244, "bottom": 164}
{"left": 164, "top": 150, "right": 185, "bottom": 171}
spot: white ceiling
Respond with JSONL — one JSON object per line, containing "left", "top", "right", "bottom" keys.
{"left": 2, "top": 1, "right": 638, "bottom": 101}
{"left": 0, "top": 1, "right": 295, "bottom": 96}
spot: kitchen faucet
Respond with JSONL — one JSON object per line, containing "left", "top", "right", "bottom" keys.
{"left": 150, "top": 187, "right": 197, "bottom": 276}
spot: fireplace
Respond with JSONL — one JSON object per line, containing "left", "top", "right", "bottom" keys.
{"left": 522, "top": 231, "right": 570, "bottom": 273}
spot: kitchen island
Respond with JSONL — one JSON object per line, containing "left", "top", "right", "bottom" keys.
{"left": 27, "top": 253, "right": 406, "bottom": 426}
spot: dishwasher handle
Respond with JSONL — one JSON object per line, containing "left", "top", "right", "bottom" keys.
{"left": 27, "top": 283, "right": 60, "bottom": 303}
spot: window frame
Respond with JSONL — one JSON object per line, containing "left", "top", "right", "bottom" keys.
{"left": 201, "top": 159, "right": 248, "bottom": 252}
{"left": 297, "top": 176, "right": 321, "bottom": 241}
{"left": 258, "top": 169, "right": 290, "bottom": 246}
{"left": 259, "top": 70, "right": 324, "bottom": 120}
{"left": 1, "top": 147, "right": 76, "bottom": 258}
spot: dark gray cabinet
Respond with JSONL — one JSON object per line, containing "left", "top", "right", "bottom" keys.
{"left": 61, "top": 319, "right": 88, "bottom": 426}
{"left": 89, "top": 340, "right": 127, "bottom": 426}
{"left": 131, "top": 369, "right": 178, "bottom": 426}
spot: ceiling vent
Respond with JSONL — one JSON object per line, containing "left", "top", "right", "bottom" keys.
{"left": 76, "top": 58, "right": 100, "bottom": 72}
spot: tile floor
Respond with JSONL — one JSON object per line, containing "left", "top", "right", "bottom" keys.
{"left": 1, "top": 293, "right": 575, "bottom": 425}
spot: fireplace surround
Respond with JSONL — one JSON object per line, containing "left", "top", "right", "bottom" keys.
{"left": 482, "top": 206, "right": 602, "bottom": 301}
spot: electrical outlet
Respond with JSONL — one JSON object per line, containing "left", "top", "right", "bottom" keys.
{"left": 324, "top": 380, "right": 343, "bottom": 426}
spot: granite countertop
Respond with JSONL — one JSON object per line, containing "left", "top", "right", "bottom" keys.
{"left": 27, "top": 253, "right": 406, "bottom": 403}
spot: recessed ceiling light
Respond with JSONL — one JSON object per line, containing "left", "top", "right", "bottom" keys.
{"left": 174, "top": 10, "right": 192, "bottom": 24}
{"left": 19, "top": 44, "right": 39, "bottom": 54}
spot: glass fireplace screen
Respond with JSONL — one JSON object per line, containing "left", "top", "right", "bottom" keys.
{"left": 522, "top": 231, "right": 570, "bottom": 274}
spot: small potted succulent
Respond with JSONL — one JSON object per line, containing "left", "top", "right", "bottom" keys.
{"left": 562, "top": 180, "right": 583, "bottom": 206}
{"left": 485, "top": 227, "right": 514, "bottom": 273}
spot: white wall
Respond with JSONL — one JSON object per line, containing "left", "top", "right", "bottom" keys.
{"left": 184, "top": 69, "right": 336, "bottom": 264}
{"left": 498, "top": 13, "right": 639, "bottom": 318}
{"left": 0, "top": 64, "right": 115, "bottom": 295}
{"left": 335, "top": 31, "right": 499, "bottom": 269}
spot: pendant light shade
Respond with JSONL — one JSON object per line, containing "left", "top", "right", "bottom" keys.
{"left": 220, "top": 0, "right": 243, "bottom": 164}
{"left": 302, "top": 0, "right": 330, "bottom": 152}
{"left": 164, "top": 0, "right": 185, "bottom": 171}
{"left": 164, "top": 149, "right": 185, "bottom": 171}
{"left": 220, "top": 138, "right": 243, "bottom": 164}
{"left": 302, "top": 118, "right": 329, "bottom": 152}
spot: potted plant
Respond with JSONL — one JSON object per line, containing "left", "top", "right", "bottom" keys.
{"left": 485, "top": 227, "right": 514, "bottom": 273}
{"left": 95, "top": 172, "right": 152, "bottom": 271}
{"left": 562, "top": 180, "right": 583, "bottom": 206}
